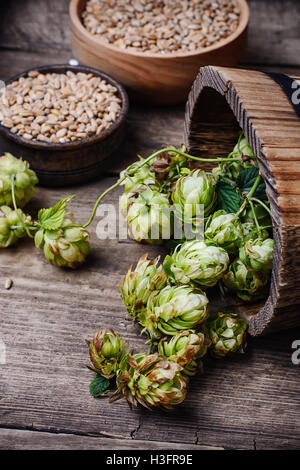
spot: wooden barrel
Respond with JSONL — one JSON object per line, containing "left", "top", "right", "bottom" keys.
{"left": 184, "top": 65, "right": 300, "bottom": 335}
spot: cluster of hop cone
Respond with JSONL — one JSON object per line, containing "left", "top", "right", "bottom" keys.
{"left": 0, "top": 153, "right": 91, "bottom": 268}
{"left": 0, "top": 136, "right": 274, "bottom": 411}
{"left": 88, "top": 261, "right": 248, "bottom": 410}
{"left": 87, "top": 136, "right": 274, "bottom": 411}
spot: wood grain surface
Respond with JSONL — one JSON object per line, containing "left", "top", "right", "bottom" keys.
{"left": 0, "top": 0, "right": 300, "bottom": 451}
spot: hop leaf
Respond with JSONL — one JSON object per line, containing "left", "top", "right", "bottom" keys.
{"left": 38, "top": 195, "right": 75, "bottom": 230}
{"left": 89, "top": 375, "right": 110, "bottom": 397}
{"left": 216, "top": 180, "right": 241, "bottom": 213}
{"left": 237, "top": 167, "right": 267, "bottom": 201}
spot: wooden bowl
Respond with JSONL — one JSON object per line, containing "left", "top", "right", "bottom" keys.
{"left": 184, "top": 65, "right": 300, "bottom": 336}
{"left": 0, "top": 64, "right": 129, "bottom": 187}
{"left": 70, "top": 0, "right": 249, "bottom": 105}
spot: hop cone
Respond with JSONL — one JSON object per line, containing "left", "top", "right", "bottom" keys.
{"left": 150, "top": 147, "right": 189, "bottom": 183}
{"left": 0, "top": 153, "right": 38, "bottom": 208}
{"left": 163, "top": 240, "right": 229, "bottom": 288}
{"left": 239, "top": 238, "right": 274, "bottom": 272}
{"left": 121, "top": 254, "right": 168, "bottom": 317}
{"left": 229, "top": 136, "right": 257, "bottom": 180}
{"left": 119, "top": 160, "right": 157, "bottom": 194}
{"left": 232, "top": 136, "right": 256, "bottom": 158}
{"left": 213, "top": 136, "right": 256, "bottom": 181}
{"left": 205, "top": 210, "right": 243, "bottom": 256}
{"left": 0, "top": 206, "right": 32, "bottom": 248}
{"left": 204, "top": 312, "right": 247, "bottom": 358}
{"left": 158, "top": 330, "right": 210, "bottom": 377}
{"left": 89, "top": 329, "right": 125, "bottom": 379}
{"left": 124, "top": 188, "right": 173, "bottom": 244}
{"left": 111, "top": 353, "right": 187, "bottom": 410}
{"left": 242, "top": 221, "right": 269, "bottom": 242}
{"left": 35, "top": 217, "right": 90, "bottom": 268}
{"left": 223, "top": 259, "right": 270, "bottom": 301}
{"left": 172, "top": 169, "right": 217, "bottom": 225}
{"left": 140, "top": 285, "right": 209, "bottom": 339}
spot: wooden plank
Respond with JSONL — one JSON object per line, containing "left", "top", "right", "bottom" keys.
{"left": 0, "top": 0, "right": 300, "bottom": 67}
{"left": 0, "top": 428, "right": 219, "bottom": 450}
{"left": 244, "top": 0, "right": 300, "bottom": 66}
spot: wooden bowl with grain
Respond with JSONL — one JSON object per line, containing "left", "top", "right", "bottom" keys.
{"left": 0, "top": 64, "right": 129, "bottom": 187}
{"left": 70, "top": 0, "right": 249, "bottom": 105}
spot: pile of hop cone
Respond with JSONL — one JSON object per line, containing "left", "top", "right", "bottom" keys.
{"left": 0, "top": 152, "right": 91, "bottom": 268}
{"left": 87, "top": 135, "right": 274, "bottom": 411}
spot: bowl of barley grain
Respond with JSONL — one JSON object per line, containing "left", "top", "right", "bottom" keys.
{"left": 0, "top": 64, "right": 128, "bottom": 186}
{"left": 70, "top": 0, "right": 249, "bottom": 105}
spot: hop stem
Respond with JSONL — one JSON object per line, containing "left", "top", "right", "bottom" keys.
{"left": 10, "top": 174, "right": 35, "bottom": 239}
{"left": 236, "top": 174, "right": 262, "bottom": 219}
{"left": 249, "top": 199, "right": 262, "bottom": 238}
{"left": 83, "top": 147, "right": 242, "bottom": 228}
{"left": 250, "top": 197, "right": 271, "bottom": 215}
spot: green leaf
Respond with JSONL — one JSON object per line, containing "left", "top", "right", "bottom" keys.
{"left": 38, "top": 195, "right": 75, "bottom": 230}
{"left": 216, "top": 180, "right": 241, "bottom": 213}
{"left": 237, "top": 167, "right": 266, "bottom": 201}
{"left": 89, "top": 375, "right": 110, "bottom": 398}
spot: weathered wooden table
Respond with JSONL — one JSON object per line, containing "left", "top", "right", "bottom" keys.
{"left": 0, "top": 0, "right": 299, "bottom": 450}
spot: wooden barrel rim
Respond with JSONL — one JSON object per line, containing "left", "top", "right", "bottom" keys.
{"left": 183, "top": 65, "right": 300, "bottom": 335}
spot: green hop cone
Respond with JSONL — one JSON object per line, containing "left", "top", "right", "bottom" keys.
{"left": 124, "top": 187, "right": 173, "bottom": 244}
{"left": 0, "top": 153, "right": 38, "bottom": 208}
{"left": 119, "top": 159, "right": 157, "bottom": 194}
{"left": 233, "top": 136, "right": 256, "bottom": 159}
{"left": 204, "top": 311, "right": 247, "bottom": 358}
{"left": 139, "top": 285, "right": 209, "bottom": 339}
{"left": 205, "top": 210, "right": 243, "bottom": 256}
{"left": 35, "top": 218, "right": 91, "bottom": 269}
{"left": 34, "top": 196, "right": 91, "bottom": 269}
{"left": 120, "top": 254, "right": 168, "bottom": 317}
{"left": 149, "top": 147, "right": 190, "bottom": 184}
{"left": 89, "top": 329, "right": 125, "bottom": 379}
{"left": 223, "top": 258, "right": 270, "bottom": 302}
{"left": 228, "top": 136, "right": 257, "bottom": 181}
{"left": 158, "top": 330, "right": 211, "bottom": 377}
{"left": 242, "top": 221, "right": 269, "bottom": 242}
{"left": 213, "top": 136, "right": 257, "bottom": 182}
{"left": 172, "top": 169, "right": 217, "bottom": 225}
{"left": 239, "top": 238, "right": 273, "bottom": 272}
{"left": 163, "top": 240, "right": 229, "bottom": 288}
{"left": 0, "top": 206, "right": 32, "bottom": 248}
{"left": 111, "top": 353, "right": 187, "bottom": 410}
